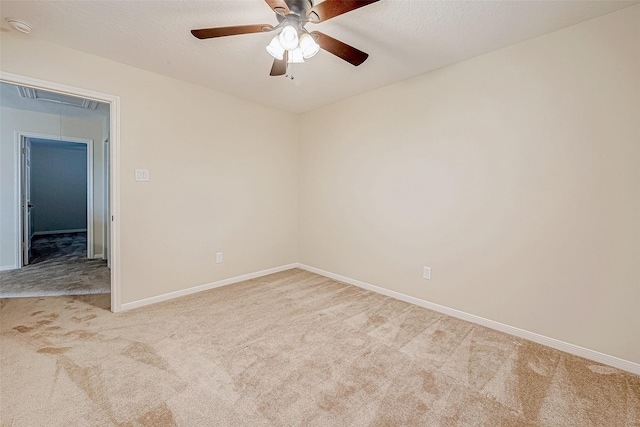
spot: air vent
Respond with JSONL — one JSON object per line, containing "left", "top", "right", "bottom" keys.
{"left": 17, "top": 86, "right": 99, "bottom": 109}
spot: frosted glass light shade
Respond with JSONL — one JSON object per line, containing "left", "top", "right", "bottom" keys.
{"left": 287, "top": 47, "right": 305, "bottom": 64}
{"left": 299, "top": 33, "right": 319, "bottom": 59}
{"left": 266, "top": 36, "right": 285, "bottom": 60}
{"left": 279, "top": 25, "right": 299, "bottom": 51}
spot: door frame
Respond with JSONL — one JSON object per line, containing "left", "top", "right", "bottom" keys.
{"left": 103, "top": 137, "right": 110, "bottom": 267}
{"left": 17, "top": 132, "right": 95, "bottom": 262}
{"left": 1, "top": 71, "right": 122, "bottom": 312}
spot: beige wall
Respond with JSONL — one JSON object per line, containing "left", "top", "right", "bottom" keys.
{"left": 0, "top": 31, "right": 299, "bottom": 304}
{"left": 0, "top": 106, "right": 107, "bottom": 268}
{"left": 298, "top": 7, "right": 640, "bottom": 363}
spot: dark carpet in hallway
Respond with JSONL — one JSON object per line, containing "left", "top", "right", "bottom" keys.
{"left": 0, "top": 233, "right": 110, "bottom": 298}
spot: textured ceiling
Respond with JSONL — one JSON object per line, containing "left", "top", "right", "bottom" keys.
{"left": 0, "top": 0, "right": 637, "bottom": 113}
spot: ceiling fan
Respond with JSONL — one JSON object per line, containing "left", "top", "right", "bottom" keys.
{"left": 191, "top": 0, "right": 380, "bottom": 77}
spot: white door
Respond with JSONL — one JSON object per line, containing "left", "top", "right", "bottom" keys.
{"left": 21, "top": 138, "right": 34, "bottom": 266}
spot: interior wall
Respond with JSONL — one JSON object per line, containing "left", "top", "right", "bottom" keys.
{"left": 0, "top": 30, "right": 299, "bottom": 303}
{"left": 0, "top": 106, "right": 106, "bottom": 268}
{"left": 30, "top": 140, "right": 88, "bottom": 234}
{"left": 298, "top": 6, "right": 640, "bottom": 363}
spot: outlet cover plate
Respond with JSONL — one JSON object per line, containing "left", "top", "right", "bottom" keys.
{"left": 423, "top": 266, "right": 431, "bottom": 280}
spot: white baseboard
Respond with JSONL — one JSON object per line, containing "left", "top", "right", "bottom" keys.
{"left": 0, "top": 264, "right": 18, "bottom": 272}
{"left": 295, "top": 263, "right": 640, "bottom": 376}
{"left": 115, "top": 262, "right": 639, "bottom": 375}
{"left": 92, "top": 253, "right": 104, "bottom": 259}
{"left": 33, "top": 229, "right": 87, "bottom": 236}
{"left": 119, "top": 263, "right": 298, "bottom": 312}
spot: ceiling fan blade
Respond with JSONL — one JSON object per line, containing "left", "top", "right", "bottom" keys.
{"left": 264, "top": 0, "right": 290, "bottom": 15}
{"left": 307, "top": 0, "right": 380, "bottom": 23}
{"left": 191, "top": 24, "right": 274, "bottom": 39}
{"left": 270, "top": 51, "right": 288, "bottom": 76}
{"left": 311, "top": 31, "right": 369, "bottom": 66}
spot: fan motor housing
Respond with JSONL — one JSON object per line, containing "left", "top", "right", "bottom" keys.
{"left": 277, "top": 0, "right": 313, "bottom": 21}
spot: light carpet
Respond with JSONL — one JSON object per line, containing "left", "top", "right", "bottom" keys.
{"left": 1, "top": 268, "right": 638, "bottom": 426}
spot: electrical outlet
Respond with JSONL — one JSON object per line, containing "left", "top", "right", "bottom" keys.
{"left": 423, "top": 266, "right": 431, "bottom": 280}
{"left": 216, "top": 252, "right": 223, "bottom": 264}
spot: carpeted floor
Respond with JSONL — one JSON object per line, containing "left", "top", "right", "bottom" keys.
{"left": 0, "top": 233, "right": 110, "bottom": 298}
{"left": 29, "top": 232, "right": 88, "bottom": 265}
{"left": 1, "top": 268, "right": 638, "bottom": 426}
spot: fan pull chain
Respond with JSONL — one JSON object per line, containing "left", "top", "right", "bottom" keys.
{"left": 285, "top": 63, "right": 295, "bottom": 80}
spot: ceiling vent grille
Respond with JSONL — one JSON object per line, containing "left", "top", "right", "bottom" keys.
{"left": 17, "top": 86, "right": 99, "bottom": 109}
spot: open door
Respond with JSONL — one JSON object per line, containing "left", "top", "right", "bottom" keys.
{"left": 21, "top": 137, "right": 34, "bottom": 266}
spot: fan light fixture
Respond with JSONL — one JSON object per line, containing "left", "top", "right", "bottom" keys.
{"left": 266, "top": 35, "right": 285, "bottom": 60}
{"left": 299, "top": 33, "right": 320, "bottom": 59}
{"left": 266, "top": 22, "right": 319, "bottom": 65}
{"left": 279, "top": 24, "right": 299, "bottom": 51}
{"left": 287, "top": 47, "right": 305, "bottom": 64}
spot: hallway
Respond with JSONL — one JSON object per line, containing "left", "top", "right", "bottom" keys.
{"left": 0, "top": 233, "right": 110, "bottom": 298}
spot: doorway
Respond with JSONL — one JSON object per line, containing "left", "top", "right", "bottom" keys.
{"left": 20, "top": 135, "right": 94, "bottom": 266}
{"left": 0, "top": 72, "right": 121, "bottom": 311}
{"left": 0, "top": 84, "right": 109, "bottom": 298}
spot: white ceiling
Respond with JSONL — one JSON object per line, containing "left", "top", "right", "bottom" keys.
{"left": 0, "top": 0, "right": 636, "bottom": 113}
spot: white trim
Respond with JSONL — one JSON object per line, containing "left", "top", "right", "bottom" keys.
{"left": 102, "top": 138, "right": 109, "bottom": 262}
{"left": 109, "top": 95, "right": 121, "bottom": 312}
{"left": 15, "top": 132, "right": 94, "bottom": 261}
{"left": 13, "top": 135, "right": 20, "bottom": 269}
{"left": 33, "top": 229, "right": 87, "bottom": 236}
{"left": 0, "top": 265, "right": 18, "bottom": 272}
{"left": 92, "top": 253, "right": 104, "bottom": 259}
{"left": 86, "top": 140, "right": 94, "bottom": 258}
{"left": 120, "top": 264, "right": 298, "bottom": 312}
{"left": 1, "top": 71, "right": 122, "bottom": 313}
{"left": 295, "top": 263, "right": 640, "bottom": 375}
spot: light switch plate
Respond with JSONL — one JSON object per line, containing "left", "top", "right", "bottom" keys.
{"left": 135, "top": 169, "right": 149, "bottom": 181}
